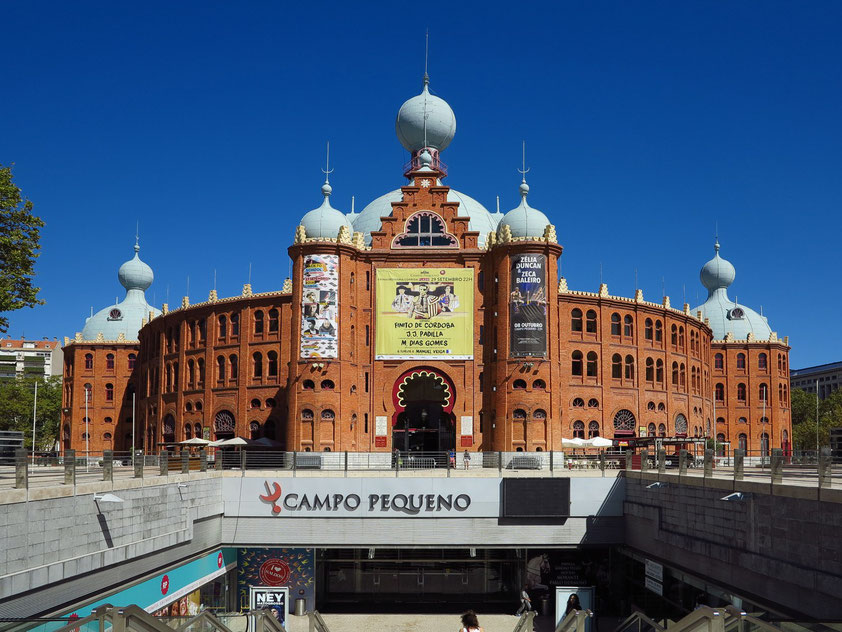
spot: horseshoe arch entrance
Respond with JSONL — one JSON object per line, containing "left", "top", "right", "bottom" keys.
{"left": 391, "top": 368, "right": 456, "bottom": 453}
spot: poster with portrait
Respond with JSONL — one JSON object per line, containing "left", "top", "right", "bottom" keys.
{"left": 375, "top": 268, "right": 474, "bottom": 359}
{"left": 300, "top": 254, "right": 339, "bottom": 358}
{"left": 510, "top": 254, "right": 547, "bottom": 356}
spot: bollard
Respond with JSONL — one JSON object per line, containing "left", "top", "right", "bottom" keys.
{"left": 14, "top": 448, "right": 28, "bottom": 489}
{"left": 64, "top": 449, "right": 76, "bottom": 485}
{"left": 241, "top": 449, "right": 247, "bottom": 471}
{"left": 625, "top": 449, "right": 634, "bottom": 471}
{"left": 181, "top": 450, "right": 189, "bottom": 474}
{"left": 103, "top": 450, "right": 113, "bottom": 482}
{"left": 818, "top": 452, "right": 832, "bottom": 489}
{"left": 599, "top": 452, "right": 606, "bottom": 475}
{"left": 704, "top": 449, "right": 714, "bottom": 478}
{"left": 498, "top": 451, "right": 503, "bottom": 474}
{"left": 159, "top": 450, "right": 169, "bottom": 476}
{"left": 657, "top": 449, "right": 666, "bottom": 474}
{"left": 640, "top": 449, "right": 649, "bottom": 472}
{"left": 200, "top": 449, "right": 207, "bottom": 472}
{"left": 678, "top": 449, "right": 688, "bottom": 475}
{"left": 215, "top": 450, "right": 224, "bottom": 471}
{"left": 770, "top": 448, "right": 783, "bottom": 485}
{"left": 733, "top": 449, "right": 744, "bottom": 481}
{"left": 134, "top": 450, "right": 144, "bottom": 478}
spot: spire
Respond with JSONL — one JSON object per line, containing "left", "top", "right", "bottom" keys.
{"left": 423, "top": 29, "right": 430, "bottom": 88}
{"left": 517, "top": 141, "right": 530, "bottom": 198}
{"left": 135, "top": 221, "right": 140, "bottom": 253}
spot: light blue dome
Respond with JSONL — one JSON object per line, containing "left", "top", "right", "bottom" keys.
{"left": 354, "top": 186, "right": 497, "bottom": 247}
{"left": 693, "top": 241, "right": 773, "bottom": 340}
{"left": 81, "top": 242, "right": 161, "bottom": 341}
{"left": 300, "top": 183, "right": 353, "bottom": 239}
{"left": 497, "top": 182, "right": 551, "bottom": 239}
{"left": 395, "top": 77, "right": 456, "bottom": 153}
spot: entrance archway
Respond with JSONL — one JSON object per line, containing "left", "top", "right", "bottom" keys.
{"left": 392, "top": 368, "right": 455, "bottom": 453}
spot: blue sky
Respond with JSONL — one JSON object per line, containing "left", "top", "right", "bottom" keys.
{"left": 2, "top": 1, "right": 840, "bottom": 368}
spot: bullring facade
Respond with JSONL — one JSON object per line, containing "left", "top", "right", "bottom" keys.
{"left": 61, "top": 77, "right": 792, "bottom": 456}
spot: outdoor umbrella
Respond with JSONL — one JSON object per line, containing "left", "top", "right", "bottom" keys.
{"left": 179, "top": 437, "right": 211, "bottom": 446}
{"left": 561, "top": 437, "right": 587, "bottom": 448}
{"left": 588, "top": 437, "right": 614, "bottom": 448}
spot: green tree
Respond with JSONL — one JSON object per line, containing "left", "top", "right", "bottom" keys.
{"left": 0, "top": 375, "right": 62, "bottom": 450}
{"left": 0, "top": 164, "right": 45, "bottom": 333}
{"left": 790, "top": 387, "right": 842, "bottom": 451}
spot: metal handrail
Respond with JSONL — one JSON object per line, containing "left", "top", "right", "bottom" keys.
{"left": 177, "top": 609, "right": 237, "bottom": 632}
{"left": 249, "top": 610, "right": 287, "bottom": 632}
{"left": 308, "top": 610, "right": 330, "bottom": 632}
{"left": 512, "top": 611, "right": 535, "bottom": 632}
{"left": 555, "top": 610, "right": 594, "bottom": 632}
{"left": 614, "top": 610, "right": 666, "bottom": 632}
{"left": 723, "top": 606, "right": 788, "bottom": 632}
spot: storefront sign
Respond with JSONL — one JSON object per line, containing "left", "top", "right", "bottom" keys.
{"left": 238, "top": 549, "right": 314, "bottom": 615}
{"left": 300, "top": 254, "right": 339, "bottom": 358}
{"left": 645, "top": 576, "right": 663, "bottom": 596}
{"left": 375, "top": 268, "right": 474, "bottom": 359}
{"left": 249, "top": 587, "right": 288, "bottom": 624}
{"left": 259, "top": 559, "right": 291, "bottom": 586}
{"left": 645, "top": 559, "right": 663, "bottom": 582}
{"left": 509, "top": 254, "right": 547, "bottom": 357}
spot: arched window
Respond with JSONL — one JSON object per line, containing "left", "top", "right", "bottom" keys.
{"left": 253, "top": 352, "right": 263, "bottom": 378}
{"left": 738, "top": 416, "right": 747, "bottom": 424}
{"left": 268, "top": 309, "right": 279, "bottom": 333}
{"left": 611, "top": 354, "right": 622, "bottom": 379}
{"left": 672, "top": 362, "right": 679, "bottom": 387}
{"left": 647, "top": 401, "right": 656, "bottom": 411}
{"left": 759, "top": 383, "right": 769, "bottom": 402}
{"left": 513, "top": 379, "right": 527, "bottom": 389}
{"left": 198, "top": 318, "right": 206, "bottom": 342}
{"left": 197, "top": 358, "right": 205, "bottom": 385}
{"left": 585, "top": 310, "right": 597, "bottom": 333}
{"left": 512, "top": 409, "right": 527, "bottom": 420}
{"left": 572, "top": 397, "right": 585, "bottom": 408}
{"left": 186, "top": 402, "right": 193, "bottom": 412}
{"left": 588, "top": 421, "right": 600, "bottom": 438}
{"left": 105, "top": 383, "right": 114, "bottom": 401}
{"left": 736, "top": 353, "right": 746, "bottom": 369}
{"left": 229, "top": 354, "right": 238, "bottom": 379}
{"left": 613, "top": 409, "right": 636, "bottom": 435}
{"left": 194, "top": 422, "right": 201, "bottom": 438}
{"left": 218, "top": 315, "right": 227, "bottom": 339}
{"left": 267, "top": 351, "right": 278, "bottom": 377}
{"left": 588, "top": 398, "right": 599, "bottom": 408}
{"left": 214, "top": 410, "right": 235, "bottom": 435}
{"left": 534, "top": 409, "right": 547, "bottom": 421}
{"left": 393, "top": 211, "right": 458, "bottom": 247}
{"left": 678, "top": 326, "right": 684, "bottom": 349}
{"left": 128, "top": 353, "right": 136, "bottom": 370}
{"left": 644, "top": 318, "right": 653, "bottom": 340}
{"left": 301, "top": 409, "right": 314, "bottom": 421}
{"left": 654, "top": 320, "right": 663, "bottom": 342}
{"left": 716, "top": 433, "right": 727, "bottom": 456}
{"left": 250, "top": 398, "right": 261, "bottom": 409}
{"left": 647, "top": 422, "right": 656, "bottom": 436}
{"left": 187, "top": 359, "right": 195, "bottom": 387}
{"left": 777, "top": 354, "right": 783, "bottom": 371}
{"left": 674, "top": 413, "right": 688, "bottom": 436}
{"left": 658, "top": 402, "right": 666, "bottom": 412}
{"left": 645, "top": 358, "right": 654, "bottom": 382}
{"left": 586, "top": 351, "right": 598, "bottom": 377}
{"left": 106, "top": 354, "right": 114, "bottom": 370}
{"left": 254, "top": 310, "right": 264, "bottom": 334}
{"left": 571, "top": 351, "right": 583, "bottom": 376}
{"left": 533, "top": 379, "right": 546, "bottom": 389}
{"left": 250, "top": 421, "right": 261, "bottom": 440}
{"left": 679, "top": 363, "right": 686, "bottom": 388}
{"left": 737, "top": 383, "right": 747, "bottom": 402}
{"left": 231, "top": 313, "right": 240, "bottom": 337}
{"left": 185, "top": 424, "right": 192, "bottom": 439}
{"left": 573, "top": 421, "right": 585, "bottom": 439}
{"left": 84, "top": 354, "right": 93, "bottom": 370}
{"left": 738, "top": 433, "right": 747, "bottom": 452}
{"left": 624, "top": 315, "right": 634, "bottom": 337}
{"left": 624, "top": 355, "right": 635, "bottom": 380}
{"left": 321, "top": 409, "right": 335, "bottom": 422}
{"left": 571, "top": 309, "right": 583, "bottom": 332}
{"left": 782, "top": 429, "right": 789, "bottom": 448}
{"left": 266, "top": 398, "right": 276, "bottom": 408}
{"left": 656, "top": 359, "right": 664, "bottom": 383}
{"left": 658, "top": 423, "right": 666, "bottom": 437}
{"left": 671, "top": 324, "right": 678, "bottom": 346}
{"left": 760, "top": 433, "right": 770, "bottom": 456}
{"left": 611, "top": 313, "right": 621, "bottom": 336}
{"left": 715, "top": 382, "right": 725, "bottom": 401}
{"left": 303, "top": 379, "right": 315, "bottom": 390}
{"left": 321, "top": 379, "right": 335, "bottom": 390}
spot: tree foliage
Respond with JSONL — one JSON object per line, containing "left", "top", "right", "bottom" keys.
{"left": 790, "top": 387, "right": 842, "bottom": 450}
{"left": 0, "top": 164, "right": 45, "bottom": 333}
{"left": 0, "top": 375, "right": 62, "bottom": 450}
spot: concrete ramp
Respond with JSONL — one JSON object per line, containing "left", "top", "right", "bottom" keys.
{"left": 285, "top": 613, "right": 521, "bottom": 632}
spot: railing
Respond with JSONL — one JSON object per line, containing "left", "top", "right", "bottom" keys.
{"left": 614, "top": 610, "right": 664, "bottom": 632}
{"left": 512, "top": 611, "right": 535, "bottom": 632}
{"left": 555, "top": 609, "right": 594, "bottom": 632}
{"left": 307, "top": 610, "right": 330, "bottom": 632}
{"left": 614, "top": 607, "right": 726, "bottom": 632}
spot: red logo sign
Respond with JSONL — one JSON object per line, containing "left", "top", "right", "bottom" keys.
{"left": 161, "top": 575, "right": 169, "bottom": 594}
{"left": 259, "top": 481, "right": 283, "bottom": 514}
{"left": 217, "top": 552, "right": 224, "bottom": 568}
{"left": 259, "top": 559, "right": 290, "bottom": 586}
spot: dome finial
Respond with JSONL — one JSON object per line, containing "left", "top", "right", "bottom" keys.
{"left": 517, "top": 141, "right": 530, "bottom": 197}
{"left": 423, "top": 28, "right": 430, "bottom": 89}
{"left": 321, "top": 141, "right": 333, "bottom": 197}
{"left": 134, "top": 221, "right": 140, "bottom": 253}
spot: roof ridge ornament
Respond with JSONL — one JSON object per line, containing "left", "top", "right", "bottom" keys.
{"left": 517, "top": 141, "right": 530, "bottom": 199}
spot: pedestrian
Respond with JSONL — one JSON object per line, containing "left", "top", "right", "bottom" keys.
{"left": 449, "top": 449, "right": 456, "bottom": 468}
{"left": 516, "top": 585, "right": 533, "bottom": 616}
{"left": 564, "top": 593, "right": 582, "bottom": 615}
{"left": 463, "top": 450, "right": 471, "bottom": 470}
{"left": 460, "top": 610, "right": 483, "bottom": 632}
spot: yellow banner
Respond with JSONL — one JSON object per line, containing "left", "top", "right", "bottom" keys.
{"left": 375, "top": 268, "right": 474, "bottom": 359}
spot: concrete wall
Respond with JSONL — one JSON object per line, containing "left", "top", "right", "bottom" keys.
{"left": 624, "top": 471, "right": 842, "bottom": 618}
{"left": 0, "top": 474, "right": 224, "bottom": 618}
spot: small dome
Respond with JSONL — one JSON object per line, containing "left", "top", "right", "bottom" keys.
{"left": 700, "top": 241, "right": 736, "bottom": 291}
{"left": 497, "top": 182, "right": 551, "bottom": 239}
{"left": 395, "top": 78, "right": 456, "bottom": 153}
{"left": 118, "top": 243, "right": 154, "bottom": 291}
{"left": 300, "top": 182, "right": 353, "bottom": 239}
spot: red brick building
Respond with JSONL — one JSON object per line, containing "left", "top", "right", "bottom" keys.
{"left": 62, "top": 79, "right": 791, "bottom": 456}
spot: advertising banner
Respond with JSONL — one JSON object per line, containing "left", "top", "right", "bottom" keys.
{"left": 300, "top": 254, "right": 339, "bottom": 359}
{"left": 375, "top": 267, "right": 474, "bottom": 359}
{"left": 238, "top": 548, "right": 314, "bottom": 615}
{"left": 510, "top": 254, "right": 548, "bottom": 356}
